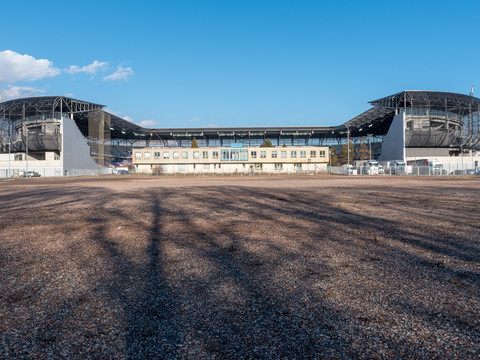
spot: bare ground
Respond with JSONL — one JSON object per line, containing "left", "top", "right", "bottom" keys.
{"left": 0, "top": 175, "right": 479, "bottom": 359}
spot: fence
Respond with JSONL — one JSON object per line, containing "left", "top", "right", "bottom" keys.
{"left": 132, "top": 169, "right": 328, "bottom": 177}
{"left": 330, "top": 165, "right": 480, "bottom": 176}
{"left": 2, "top": 166, "right": 479, "bottom": 179}
{"left": 0, "top": 167, "right": 110, "bottom": 179}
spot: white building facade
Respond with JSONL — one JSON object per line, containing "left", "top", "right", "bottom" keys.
{"left": 132, "top": 145, "right": 329, "bottom": 174}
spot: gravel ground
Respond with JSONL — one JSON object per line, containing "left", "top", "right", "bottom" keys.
{"left": 0, "top": 175, "right": 479, "bottom": 359}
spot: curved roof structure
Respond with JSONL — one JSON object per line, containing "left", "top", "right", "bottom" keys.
{"left": 370, "top": 90, "right": 480, "bottom": 114}
{"left": 1, "top": 90, "right": 479, "bottom": 144}
{"left": 0, "top": 96, "right": 105, "bottom": 119}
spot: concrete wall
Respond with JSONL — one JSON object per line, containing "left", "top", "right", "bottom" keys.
{"left": 406, "top": 148, "right": 450, "bottom": 158}
{"left": 61, "top": 116, "right": 99, "bottom": 175}
{"left": 379, "top": 113, "right": 405, "bottom": 161}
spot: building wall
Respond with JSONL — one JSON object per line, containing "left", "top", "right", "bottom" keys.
{"left": 378, "top": 113, "right": 405, "bottom": 161}
{"left": 61, "top": 116, "right": 99, "bottom": 175}
{"left": 132, "top": 146, "right": 329, "bottom": 174}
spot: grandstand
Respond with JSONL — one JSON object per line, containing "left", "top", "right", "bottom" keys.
{"left": 1, "top": 90, "right": 479, "bottom": 176}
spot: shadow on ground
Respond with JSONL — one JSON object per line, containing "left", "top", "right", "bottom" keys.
{"left": 0, "top": 181, "right": 479, "bottom": 358}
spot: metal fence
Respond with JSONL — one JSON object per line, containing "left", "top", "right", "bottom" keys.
{"left": 130, "top": 169, "right": 328, "bottom": 177}
{"left": 0, "top": 167, "right": 110, "bottom": 179}
{"left": 330, "top": 165, "right": 479, "bottom": 176}
{"left": 2, "top": 166, "right": 479, "bottom": 179}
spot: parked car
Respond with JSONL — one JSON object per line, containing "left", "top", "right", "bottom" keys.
{"left": 20, "top": 171, "right": 41, "bottom": 177}
{"left": 117, "top": 169, "right": 130, "bottom": 175}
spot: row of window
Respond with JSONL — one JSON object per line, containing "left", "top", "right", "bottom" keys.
{"left": 146, "top": 163, "right": 306, "bottom": 170}
{"left": 250, "top": 150, "right": 326, "bottom": 159}
{"left": 13, "top": 153, "right": 60, "bottom": 161}
{"left": 135, "top": 149, "right": 326, "bottom": 161}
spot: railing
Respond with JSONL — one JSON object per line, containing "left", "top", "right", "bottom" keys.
{"left": 329, "top": 165, "right": 479, "bottom": 176}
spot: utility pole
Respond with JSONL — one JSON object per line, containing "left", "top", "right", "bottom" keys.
{"left": 25, "top": 129, "right": 29, "bottom": 176}
{"left": 8, "top": 142, "right": 11, "bottom": 178}
{"left": 367, "top": 134, "right": 373, "bottom": 160}
{"left": 461, "top": 144, "right": 464, "bottom": 171}
{"left": 347, "top": 126, "right": 350, "bottom": 166}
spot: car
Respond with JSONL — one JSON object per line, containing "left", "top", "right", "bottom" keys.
{"left": 117, "top": 169, "right": 130, "bottom": 175}
{"left": 20, "top": 171, "right": 41, "bottom": 177}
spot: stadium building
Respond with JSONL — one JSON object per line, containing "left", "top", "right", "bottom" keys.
{"left": 1, "top": 90, "right": 479, "bottom": 177}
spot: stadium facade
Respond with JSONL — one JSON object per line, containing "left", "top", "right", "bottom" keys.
{"left": 1, "top": 90, "right": 479, "bottom": 176}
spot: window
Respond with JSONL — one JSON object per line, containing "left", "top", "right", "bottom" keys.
{"left": 310, "top": 151, "right": 316, "bottom": 158}
{"left": 54, "top": 153, "right": 60, "bottom": 161}
{"left": 230, "top": 149, "right": 248, "bottom": 160}
{"left": 251, "top": 151, "right": 257, "bottom": 159}
{"left": 173, "top": 151, "right": 179, "bottom": 159}
{"left": 271, "top": 151, "right": 277, "bottom": 159}
{"left": 154, "top": 152, "right": 161, "bottom": 159}
{"left": 300, "top": 151, "right": 306, "bottom": 158}
{"left": 221, "top": 150, "right": 230, "bottom": 160}
{"left": 15, "top": 154, "right": 23, "bottom": 161}
{"left": 163, "top": 152, "right": 170, "bottom": 159}
{"left": 182, "top": 151, "right": 188, "bottom": 159}
{"left": 193, "top": 151, "right": 199, "bottom": 159}
{"left": 203, "top": 151, "right": 208, "bottom": 159}
{"left": 260, "top": 151, "right": 266, "bottom": 159}
{"left": 281, "top": 151, "right": 287, "bottom": 158}
{"left": 275, "top": 163, "right": 283, "bottom": 170}
{"left": 144, "top": 152, "right": 151, "bottom": 160}
{"left": 255, "top": 163, "right": 263, "bottom": 170}
{"left": 212, "top": 151, "right": 219, "bottom": 159}
{"left": 135, "top": 152, "right": 141, "bottom": 160}
{"left": 319, "top": 150, "right": 326, "bottom": 157}
{"left": 291, "top": 151, "right": 297, "bottom": 158}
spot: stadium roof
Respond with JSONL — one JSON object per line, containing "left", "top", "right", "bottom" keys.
{"left": 2, "top": 90, "right": 478, "bottom": 141}
{"left": 370, "top": 90, "right": 480, "bottom": 115}
{"left": 0, "top": 96, "right": 104, "bottom": 119}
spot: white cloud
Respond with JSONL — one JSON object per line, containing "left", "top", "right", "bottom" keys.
{"left": 189, "top": 117, "right": 201, "bottom": 122}
{"left": 66, "top": 60, "right": 108, "bottom": 75}
{"left": 137, "top": 120, "right": 157, "bottom": 127}
{"left": 0, "top": 50, "right": 60, "bottom": 83}
{"left": 123, "top": 115, "right": 134, "bottom": 122}
{"left": 104, "top": 108, "right": 122, "bottom": 116}
{"left": 207, "top": 124, "right": 219, "bottom": 127}
{"left": 1, "top": 85, "right": 45, "bottom": 100}
{"left": 103, "top": 66, "right": 134, "bottom": 81}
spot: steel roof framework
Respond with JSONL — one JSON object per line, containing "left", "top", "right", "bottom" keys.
{"left": 2, "top": 91, "right": 480, "bottom": 151}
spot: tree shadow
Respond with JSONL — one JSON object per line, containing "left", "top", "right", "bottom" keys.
{"left": 1, "top": 181, "right": 479, "bottom": 358}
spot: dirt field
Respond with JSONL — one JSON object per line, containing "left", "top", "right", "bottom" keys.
{"left": 1, "top": 175, "right": 479, "bottom": 359}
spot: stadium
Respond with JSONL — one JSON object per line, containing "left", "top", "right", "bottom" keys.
{"left": 1, "top": 90, "right": 479, "bottom": 176}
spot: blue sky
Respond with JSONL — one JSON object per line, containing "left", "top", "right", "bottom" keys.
{"left": 1, "top": 0, "right": 479, "bottom": 128}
